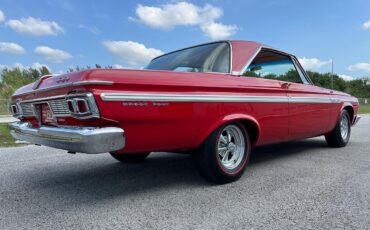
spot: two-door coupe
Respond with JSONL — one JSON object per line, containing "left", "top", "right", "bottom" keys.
{"left": 9, "top": 41, "right": 360, "bottom": 183}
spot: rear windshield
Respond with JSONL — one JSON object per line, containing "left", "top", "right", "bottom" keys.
{"left": 146, "top": 42, "right": 231, "bottom": 73}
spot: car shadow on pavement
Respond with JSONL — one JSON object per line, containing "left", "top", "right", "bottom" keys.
{"left": 25, "top": 138, "right": 328, "bottom": 207}
{"left": 250, "top": 138, "right": 328, "bottom": 165}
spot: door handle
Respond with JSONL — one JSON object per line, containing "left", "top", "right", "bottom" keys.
{"left": 281, "top": 82, "right": 291, "bottom": 88}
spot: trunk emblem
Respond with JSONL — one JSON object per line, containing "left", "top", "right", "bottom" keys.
{"left": 56, "top": 76, "right": 70, "bottom": 83}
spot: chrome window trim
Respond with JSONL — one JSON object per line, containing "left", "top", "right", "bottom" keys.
{"left": 13, "top": 80, "right": 113, "bottom": 97}
{"left": 238, "top": 47, "right": 297, "bottom": 76}
{"left": 238, "top": 46, "right": 262, "bottom": 76}
{"left": 238, "top": 48, "right": 313, "bottom": 85}
{"left": 147, "top": 41, "right": 233, "bottom": 74}
{"left": 291, "top": 56, "right": 314, "bottom": 85}
{"left": 287, "top": 55, "right": 310, "bottom": 85}
{"left": 100, "top": 92, "right": 350, "bottom": 104}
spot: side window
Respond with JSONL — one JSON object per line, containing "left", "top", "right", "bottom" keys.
{"left": 242, "top": 50, "right": 303, "bottom": 84}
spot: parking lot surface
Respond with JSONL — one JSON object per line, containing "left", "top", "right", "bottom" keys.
{"left": 0, "top": 115, "right": 369, "bottom": 229}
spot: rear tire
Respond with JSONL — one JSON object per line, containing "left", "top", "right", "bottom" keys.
{"left": 110, "top": 152, "right": 150, "bottom": 163}
{"left": 325, "top": 110, "right": 351, "bottom": 147}
{"left": 193, "top": 122, "right": 251, "bottom": 184}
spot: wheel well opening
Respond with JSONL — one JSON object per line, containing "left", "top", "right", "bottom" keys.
{"left": 343, "top": 106, "right": 354, "bottom": 123}
{"left": 238, "top": 120, "right": 259, "bottom": 146}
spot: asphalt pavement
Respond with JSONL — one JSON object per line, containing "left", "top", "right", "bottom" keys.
{"left": 0, "top": 115, "right": 369, "bottom": 229}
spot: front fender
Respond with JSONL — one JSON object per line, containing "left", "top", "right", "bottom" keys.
{"left": 340, "top": 102, "right": 355, "bottom": 122}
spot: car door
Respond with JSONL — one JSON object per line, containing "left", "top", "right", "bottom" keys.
{"left": 242, "top": 49, "right": 331, "bottom": 142}
{"left": 285, "top": 57, "right": 332, "bottom": 139}
{"left": 240, "top": 49, "right": 291, "bottom": 145}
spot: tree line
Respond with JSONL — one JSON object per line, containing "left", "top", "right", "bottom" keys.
{"left": 0, "top": 65, "right": 369, "bottom": 99}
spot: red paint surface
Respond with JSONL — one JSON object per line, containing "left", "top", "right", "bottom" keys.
{"left": 11, "top": 41, "right": 359, "bottom": 154}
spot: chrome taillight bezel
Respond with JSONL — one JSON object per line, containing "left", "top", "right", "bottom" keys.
{"left": 10, "top": 103, "right": 22, "bottom": 118}
{"left": 65, "top": 93, "right": 100, "bottom": 119}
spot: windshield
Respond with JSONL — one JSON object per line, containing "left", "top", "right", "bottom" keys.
{"left": 146, "top": 42, "right": 231, "bottom": 73}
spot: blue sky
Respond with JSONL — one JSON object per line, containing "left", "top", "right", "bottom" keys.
{"left": 0, "top": 0, "right": 370, "bottom": 80}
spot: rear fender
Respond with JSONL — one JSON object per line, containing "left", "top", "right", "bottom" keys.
{"left": 197, "top": 114, "right": 260, "bottom": 148}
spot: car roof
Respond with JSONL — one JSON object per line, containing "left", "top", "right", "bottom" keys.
{"left": 150, "top": 40, "right": 292, "bottom": 73}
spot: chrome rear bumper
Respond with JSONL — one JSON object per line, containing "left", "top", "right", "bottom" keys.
{"left": 352, "top": 115, "right": 361, "bottom": 126}
{"left": 9, "top": 122, "right": 125, "bottom": 154}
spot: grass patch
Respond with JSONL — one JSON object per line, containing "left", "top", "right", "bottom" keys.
{"left": 359, "top": 104, "right": 370, "bottom": 114}
{"left": 0, "top": 123, "right": 26, "bottom": 147}
{"left": 0, "top": 99, "right": 10, "bottom": 115}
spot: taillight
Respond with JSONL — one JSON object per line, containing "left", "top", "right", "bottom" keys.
{"left": 10, "top": 103, "right": 22, "bottom": 117}
{"left": 11, "top": 105, "right": 18, "bottom": 114}
{"left": 76, "top": 98, "right": 89, "bottom": 113}
{"left": 67, "top": 100, "right": 74, "bottom": 112}
{"left": 66, "top": 93, "right": 99, "bottom": 119}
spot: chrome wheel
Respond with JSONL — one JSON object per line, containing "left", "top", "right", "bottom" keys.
{"left": 325, "top": 110, "right": 351, "bottom": 148}
{"left": 340, "top": 114, "right": 349, "bottom": 140}
{"left": 217, "top": 125, "right": 246, "bottom": 170}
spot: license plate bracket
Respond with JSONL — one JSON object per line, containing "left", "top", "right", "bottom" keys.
{"left": 39, "top": 103, "right": 54, "bottom": 125}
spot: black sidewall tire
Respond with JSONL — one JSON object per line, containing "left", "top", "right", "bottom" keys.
{"left": 193, "top": 122, "right": 251, "bottom": 183}
{"left": 325, "top": 110, "right": 351, "bottom": 147}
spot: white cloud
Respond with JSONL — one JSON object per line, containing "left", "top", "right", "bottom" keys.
{"left": 54, "top": 70, "right": 65, "bottom": 75}
{"left": 200, "top": 22, "right": 238, "bottom": 40}
{"left": 34, "top": 46, "right": 72, "bottom": 63}
{"left": 78, "top": 24, "right": 100, "bottom": 34}
{"left": 0, "top": 10, "right": 5, "bottom": 22}
{"left": 113, "top": 64, "right": 132, "bottom": 69}
{"left": 0, "top": 42, "right": 26, "bottom": 54}
{"left": 298, "top": 57, "right": 331, "bottom": 70}
{"left": 8, "top": 62, "right": 49, "bottom": 71}
{"left": 103, "top": 41, "right": 163, "bottom": 67}
{"left": 348, "top": 62, "right": 370, "bottom": 73}
{"left": 31, "top": 62, "right": 50, "bottom": 71}
{"left": 338, "top": 74, "right": 354, "bottom": 81}
{"left": 0, "top": 64, "right": 9, "bottom": 69}
{"left": 134, "top": 2, "right": 220, "bottom": 29}
{"left": 362, "top": 20, "right": 370, "bottom": 29}
{"left": 0, "top": 62, "right": 49, "bottom": 71}
{"left": 132, "top": 2, "right": 237, "bottom": 40}
{"left": 6, "top": 17, "right": 64, "bottom": 36}
{"left": 13, "top": 62, "right": 25, "bottom": 69}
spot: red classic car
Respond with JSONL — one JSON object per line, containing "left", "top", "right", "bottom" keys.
{"left": 9, "top": 41, "right": 360, "bottom": 183}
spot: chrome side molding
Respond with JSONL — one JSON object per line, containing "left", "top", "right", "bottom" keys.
{"left": 100, "top": 92, "right": 354, "bottom": 104}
